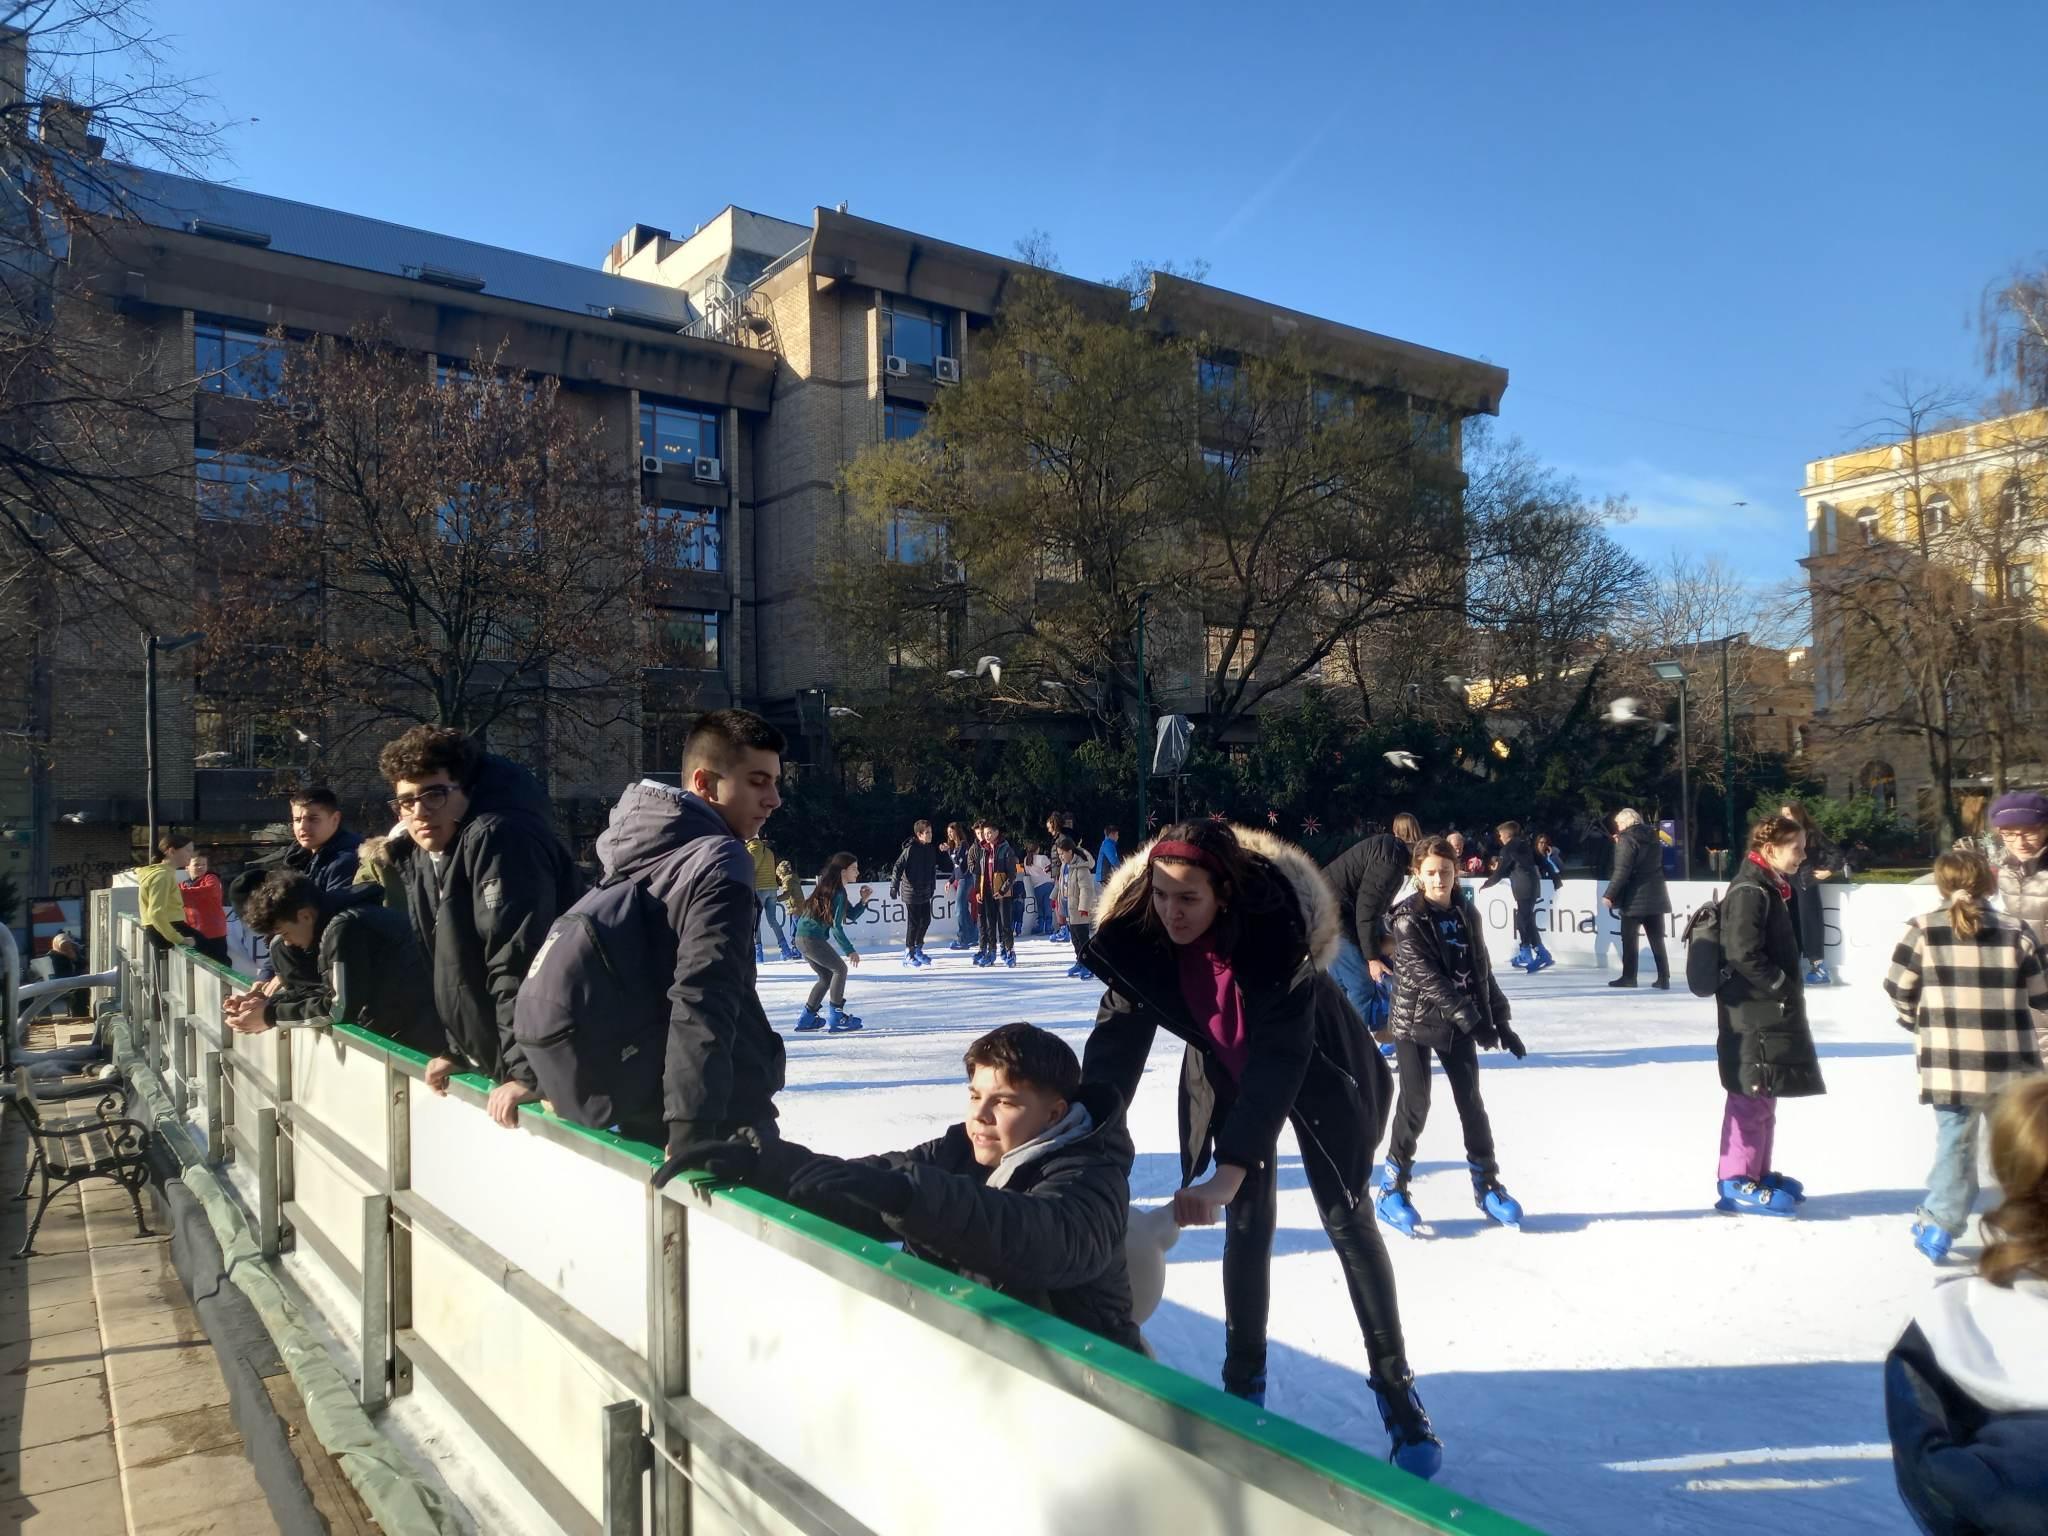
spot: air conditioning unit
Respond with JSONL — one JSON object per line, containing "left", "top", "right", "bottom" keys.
{"left": 640, "top": 455, "right": 664, "bottom": 475}
{"left": 693, "top": 456, "right": 722, "bottom": 484}
{"left": 884, "top": 354, "right": 909, "bottom": 377}
{"left": 935, "top": 356, "right": 961, "bottom": 385}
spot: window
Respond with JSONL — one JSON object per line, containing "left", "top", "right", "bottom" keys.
{"left": 883, "top": 299, "right": 951, "bottom": 374}
{"left": 1198, "top": 355, "right": 1242, "bottom": 406}
{"left": 1201, "top": 445, "right": 1246, "bottom": 480}
{"left": 2007, "top": 563, "right": 2035, "bottom": 606}
{"left": 194, "top": 320, "right": 282, "bottom": 399}
{"left": 1206, "top": 624, "right": 1254, "bottom": 680}
{"left": 1312, "top": 377, "right": 1358, "bottom": 420}
{"left": 642, "top": 703, "right": 692, "bottom": 775}
{"left": 652, "top": 608, "right": 721, "bottom": 670}
{"left": 1922, "top": 494, "right": 1952, "bottom": 536}
{"left": 646, "top": 504, "right": 721, "bottom": 571}
{"left": 1408, "top": 400, "right": 1453, "bottom": 457}
{"left": 195, "top": 448, "right": 296, "bottom": 522}
{"left": 887, "top": 510, "right": 941, "bottom": 565}
{"left": 884, "top": 400, "right": 928, "bottom": 440}
{"left": 1858, "top": 760, "right": 1897, "bottom": 813}
{"left": 639, "top": 399, "right": 721, "bottom": 466}
{"left": 1855, "top": 507, "right": 1882, "bottom": 546}
{"left": 1038, "top": 535, "right": 1081, "bottom": 583}
{"left": 1997, "top": 476, "right": 2033, "bottom": 527}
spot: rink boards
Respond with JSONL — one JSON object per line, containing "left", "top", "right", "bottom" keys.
{"left": 98, "top": 880, "right": 1536, "bottom": 1536}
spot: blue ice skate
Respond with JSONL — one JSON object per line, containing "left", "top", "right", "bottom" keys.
{"left": 1471, "top": 1163, "right": 1523, "bottom": 1228}
{"left": 1002, "top": 951, "right": 1016, "bottom": 968}
{"left": 825, "top": 1005, "right": 863, "bottom": 1033}
{"left": 1225, "top": 1374, "right": 1266, "bottom": 1409}
{"left": 1372, "top": 1375, "right": 1443, "bottom": 1481}
{"left": 793, "top": 1004, "right": 824, "bottom": 1033}
{"left": 1714, "top": 1177, "right": 1798, "bottom": 1216}
{"left": 1065, "top": 962, "right": 1094, "bottom": 979}
{"left": 1508, "top": 945, "right": 1532, "bottom": 969}
{"left": 1526, "top": 944, "right": 1555, "bottom": 973}
{"left": 1911, "top": 1220, "right": 1953, "bottom": 1264}
{"left": 755, "top": 939, "right": 766, "bottom": 964}
{"left": 1375, "top": 1186, "right": 1422, "bottom": 1237}
{"left": 1804, "top": 960, "right": 1831, "bottom": 986}
{"left": 1763, "top": 1170, "right": 1806, "bottom": 1203}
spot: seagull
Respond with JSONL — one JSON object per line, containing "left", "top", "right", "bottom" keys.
{"left": 975, "top": 655, "right": 1003, "bottom": 685}
{"left": 1383, "top": 750, "right": 1420, "bottom": 771}
{"left": 194, "top": 751, "right": 231, "bottom": 765}
{"left": 1653, "top": 722, "right": 1676, "bottom": 745}
{"left": 293, "top": 728, "right": 322, "bottom": 748}
{"left": 60, "top": 811, "right": 92, "bottom": 824}
{"left": 1607, "top": 696, "right": 1645, "bottom": 724}
{"left": 827, "top": 706, "right": 862, "bottom": 720}
{"left": 944, "top": 669, "right": 971, "bottom": 680}
{"left": 1041, "top": 680, "right": 1065, "bottom": 693}
{"left": 1441, "top": 675, "right": 1469, "bottom": 692}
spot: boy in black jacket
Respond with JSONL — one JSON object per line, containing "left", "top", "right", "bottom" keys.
{"left": 657, "top": 1022, "right": 1141, "bottom": 1351}
{"left": 225, "top": 872, "right": 439, "bottom": 1053}
{"left": 889, "top": 819, "right": 952, "bottom": 968}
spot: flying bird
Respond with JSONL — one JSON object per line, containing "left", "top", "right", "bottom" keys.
{"left": 827, "top": 706, "right": 862, "bottom": 720}
{"left": 293, "top": 728, "right": 322, "bottom": 748}
{"left": 1040, "top": 680, "right": 1065, "bottom": 694}
{"left": 1607, "top": 696, "right": 1645, "bottom": 724}
{"left": 1383, "top": 750, "right": 1420, "bottom": 771}
{"left": 1653, "top": 722, "right": 1676, "bottom": 745}
{"left": 974, "top": 655, "right": 1003, "bottom": 685}
{"left": 60, "top": 811, "right": 92, "bottom": 824}
{"left": 944, "top": 669, "right": 970, "bottom": 680}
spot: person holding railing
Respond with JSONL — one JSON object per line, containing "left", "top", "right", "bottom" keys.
{"left": 225, "top": 871, "right": 438, "bottom": 1052}
{"left": 177, "top": 849, "right": 232, "bottom": 965}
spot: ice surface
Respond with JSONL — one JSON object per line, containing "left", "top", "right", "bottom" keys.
{"left": 762, "top": 932, "right": 1935, "bottom": 1535}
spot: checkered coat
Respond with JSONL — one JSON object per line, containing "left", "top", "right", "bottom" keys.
{"left": 1883, "top": 904, "right": 2048, "bottom": 1107}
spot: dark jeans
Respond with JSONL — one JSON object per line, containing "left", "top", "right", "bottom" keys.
{"left": 194, "top": 934, "right": 230, "bottom": 965}
{"left": 1513, "top": 897, "right": 1540, "bottom": 950}
{"left": 1619, "top": 915, "right": 1670, "bottom": 983}
{"left": 1219, "top": 1117, "right": 1409, "bottom": 1396}
{"left": 977, "top": 895, "right": 1014, "bottom": 959}
{"left": 1068, "top": 921, "right": 1092, "bottom": 963}
{"left": 904, "top": 897, "right": 933, "bottom": 952}
{"left": 1386, "top": 1034, "right": 1497, "bottom": 1181}
{"left": 954, "top": 882, "right": 977, "bottom": 945}
{"left": 1793, "top": 881, "right": 1826, "bottom": 964}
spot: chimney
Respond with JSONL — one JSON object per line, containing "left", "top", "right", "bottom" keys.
{"left": 605, "top": 222, "right": 671, "bottom": 274}
{"left": 0, "top": 27, "right": 26, "bottom": 117}
{"left": 38, "top": 96, "right": 102, "bottom": 158}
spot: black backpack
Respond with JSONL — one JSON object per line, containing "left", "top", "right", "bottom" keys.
{"left": 1681, "top": 896, "right": 1728, "bottom": 997}
{"left": 513, "top": 872, "right": 675, "bottom": 1134}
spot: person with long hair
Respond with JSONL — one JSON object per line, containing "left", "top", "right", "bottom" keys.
{"left": 1777, "top": 800, "right": 1838, "bottom": 985}
{"left": 1713, "top": 814, "right": 1826, "bottom": 1215}
{"left": 1885, "top": 1078, "right": 2048, "bottom": 1532}
{"left": 942, "top": 821, "right": 979, "bottom": 952}
{"left": 1080, "top": 820, "right": 1440, "bottom": 1477}
{"left": 1884, "top": 849, "right": 2048, "bottom": 1263}
{"left": 792, "top": 852, "right": 871, "bottom": 1034}
{"left": 1481, "top": 819, "right": 1551, "bottom": 973}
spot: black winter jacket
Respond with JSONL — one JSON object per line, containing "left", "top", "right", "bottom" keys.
{"left": 593, "top": 782, "right": 786, "bottom": 1147}
{"left": 1604, "top": 822, "right": 1671, "bottom": 917}
{"left": 754, "top": 1083, "right": 1141, "bottom": 1352}
{"left": 269, "top": 905, "right": 439, "bottom": 1055}
{"left": 1082, "top": 829, "right": 1392, "bottom": 1202}
{"left": 1324, "top": 832, "right": 1412, "bottom": 957}
{"left": 385, "top": 753, "right": 579, "bottom": 1088}
{"left": 1715, "top": 859, "right": 1825, "bottom": 1099}
{"left": 889, "top": 839, "right": 952, "bottom": 901}
{"left": 1887, "top": 1317, "right": 2048, "bottom": 1536}
{"left": 1481, "top": 835, "right": 1543, "bottom": 904}
{"left": 1387, "top": 889, "right": 1512, "bottom": 1051}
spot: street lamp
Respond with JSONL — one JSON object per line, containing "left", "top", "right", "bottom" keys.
{"left": 1134, "top": 592, "right": 1151, "bottom": 834}
{"left": 144, "top": 630, "right": 204, "bottom": 854}
{"left": 1652, "top": 659, "right": 1691, "bottom": 880}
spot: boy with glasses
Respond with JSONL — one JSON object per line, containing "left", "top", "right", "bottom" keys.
{"left": 1991, "top": 790, "right": 2048, "bottom": 936}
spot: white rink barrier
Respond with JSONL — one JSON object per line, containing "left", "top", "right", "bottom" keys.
{"left": 96, "top": 881, "right": 1540, "bottom": 1536}
{"left": 1465, "top": 877, "right": 1933, "bottom": 988}
{"left": 760, "top": 881, "right": 1043, "bottom": 952}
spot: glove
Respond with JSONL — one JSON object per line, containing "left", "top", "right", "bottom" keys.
{"left": 786, "top": 1158, "right": 914, "bottom": 1218}
{"left": 651, "top": 1132, "right": 761, "bottom": 1189}
{"left": 1473, "top": 1022, "right": 1500, "bottom": 1050}
{"left": 1495, "top": 1025, "right": 1527, "bottom": 1060}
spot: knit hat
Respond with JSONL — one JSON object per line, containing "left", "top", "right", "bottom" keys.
{"left": 1990, "top": 791, "right": 2048, "bottom": 829}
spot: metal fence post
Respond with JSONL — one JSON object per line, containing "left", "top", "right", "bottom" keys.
{"left": 386, "top": 1063, "right": 413, "bottom": 1398}
{"left": 603, "top": 1400, "right": 650, "bottom": 1536}
{"left": 646, "top": 1191, "right": 689, "bottom": 1536}
{"left": 201, "top": 1046, "right": 222, "bottom": 1161}
{"left": 256, "top": 1107, "right": 280, "bottom": 1258}
{"left": 360, "top": 1193, "right": 390, "bottom": 1410}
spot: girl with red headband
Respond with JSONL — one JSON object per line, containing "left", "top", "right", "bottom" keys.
{"left": 1080, "top": 818, "right": 1441, "bottom": 1478}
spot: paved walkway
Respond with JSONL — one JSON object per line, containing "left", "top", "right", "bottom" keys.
{"left": 3, "top": 1030, "right": 375, "bottom": 1534}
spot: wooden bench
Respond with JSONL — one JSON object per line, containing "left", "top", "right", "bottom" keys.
{"left": 9, "top": 1067, "right": 151, "bottom": 1258}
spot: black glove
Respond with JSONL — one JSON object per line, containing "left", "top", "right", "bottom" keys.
{"left": 1495, "top": 1025, "right": 1527, "bottom": 1060}
{"left": 651, "top": 1134, "right": 761, "bottom": 1189}
{"left": 786, "top": 1159, "right": 914, "bottom": 1218}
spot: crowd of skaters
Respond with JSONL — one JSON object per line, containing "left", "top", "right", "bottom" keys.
{"left": 115, "top": 713, "right": 2047, "bottom": 1517}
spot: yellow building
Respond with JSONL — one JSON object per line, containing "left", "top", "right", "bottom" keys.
{"left": 1799, "top": 407, "right": 2048, "bottom": 831}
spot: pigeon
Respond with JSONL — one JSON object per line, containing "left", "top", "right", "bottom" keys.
{"left": 60, "top": 811, "right": 92, "bottom": 824}
{"left": 1653, "top": 723, "right": 1676, "bottom": 745}
{"left": 1607, "top": 696, "right": 1645, "bottom": 724}
{"left": 975, "top": 655, "right": 1003, "bottom": 685}
{"left": 1383, "top": 750, "right": 1420, "bottom": 771}
{"left": 292, "top": 728, "right": 322, "bottom": 748}
{"left": 827, "top": 706, "right": 862, "bottom": 720}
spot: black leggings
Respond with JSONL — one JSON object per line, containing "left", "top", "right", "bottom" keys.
{"left": 1513, "top": 896, "right": 1540, "bottom": 950}
{"left": 904, "top": 898, "right": 933, "bottom": 952}
{"left": 1218, "top": 1118, "right": 1409, "bottom": 1396}
{"left": 1386, "top": 1033, "right": 1497, "bottom": 1181}
{"left": 1619, "top": 915, "right": 1669, "bottom": 983}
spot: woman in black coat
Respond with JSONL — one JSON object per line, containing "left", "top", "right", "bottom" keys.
{"left": 1604, "top": 808, "right": 1673, "bottom": 988}
{"left": 1778, "top": 801, "right": 1839, "bottom": 985}
{"left": 1481, "top": 820, "right": 1550, "bottom": 971}
{"left": 1713, "top": 814, "right": 1826, "bottom": 1216}
{"left": 1081, "top": 820, "right": 1440, "bottom": 1478}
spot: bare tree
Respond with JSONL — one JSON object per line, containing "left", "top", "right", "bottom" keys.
{"left": 1980, "top": 257, "right": 2048, "bottom": 410}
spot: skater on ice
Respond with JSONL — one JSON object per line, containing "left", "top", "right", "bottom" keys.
{"left": 1481, "top": 819, "right": 1552, "bottom": 973}
{"left": 1053, "top": 835, "right": 1098, "bottom": 978}
{"left": 969, "top": 818, "right": 1020, "bottom": 968}
{"left": 1882, "top": 847, "right": 2048, "bottom": 1264}
{"left": 1989, "top": 790, "right": 2048, "bottom": 935}
{"left": 1378, "top": 836, "right": 1526, "bottom": 1237}
{"left": 889, "top": 818, "right": 951, "bottom": 968}
{"left": 1604, "top": 807, "right": 1673, "bottom": 990}
{"left": 1079, "top": 820, "right": 1442, "bottom": 1476}
{"left": 793, "top": 852, "right": 873, "bottom": 1033}
{"left": 1323, "top": 811, "right": 1421, "bottom": 1057}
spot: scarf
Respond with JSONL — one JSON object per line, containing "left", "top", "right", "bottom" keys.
{"left": 985, "top": 1100, "right": 1095, "bottom": 1190}
{"left": 1177, "top": 931, "right": 1251, "bottom": 1082}
{"left": 1746, "top": 849, "right": 1792, "bottom": 901}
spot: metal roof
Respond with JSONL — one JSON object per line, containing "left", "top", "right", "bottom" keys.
{"left": 108, "top": 164, "right": 699, "bottom": 328}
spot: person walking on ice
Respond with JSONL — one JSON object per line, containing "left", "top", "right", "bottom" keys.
{"left": 1711, "top": 813, "right": 1826, "bottom": 1215}
{"left": 1377, "top": 836, "right": 1527, "bottom": 1236}
{"left": 1884, "top": 848, "right": 2048, "bottom": 1263}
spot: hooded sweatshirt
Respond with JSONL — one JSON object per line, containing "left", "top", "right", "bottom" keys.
{"left": 594, "top": 781, "right": 785, "bottom": 1146}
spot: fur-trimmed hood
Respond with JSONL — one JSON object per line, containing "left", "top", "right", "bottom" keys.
{"left": 1097, "top": 825, "right": 1342, "bottom": 982}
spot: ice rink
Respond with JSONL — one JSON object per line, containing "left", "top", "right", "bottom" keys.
{"left": 758, "top": 930, "right": 1939, "bottom": 1536}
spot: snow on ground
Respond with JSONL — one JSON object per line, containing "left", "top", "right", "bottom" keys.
{"left": 760, "top": 933, "right": 1941, "bottom": 1536}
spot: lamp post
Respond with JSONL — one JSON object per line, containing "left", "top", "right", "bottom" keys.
{"left": 1719, "top": 636, "right": 1736, "bottom": 861}
{"left": 144, "top": 630, "right": 205, "bottom": 854}
{"left": 1652, "top": 659, "right": 1691, "bottom": 880}
{"left": 1134, "top": 592, "right": 1150, "bottom": 834}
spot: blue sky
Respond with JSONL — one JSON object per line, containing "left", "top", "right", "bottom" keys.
{"left": 149, "top": 1, "right": 2045, "bottom": 585}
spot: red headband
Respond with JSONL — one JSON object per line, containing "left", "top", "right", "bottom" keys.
{"left": 1149, "top": 839, "right": 1224, "bottom": 877}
